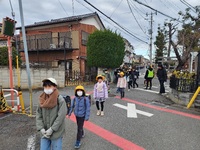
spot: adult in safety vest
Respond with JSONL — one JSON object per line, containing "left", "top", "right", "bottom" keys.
{"left": 144, "top": 65, "right": 154, "bottom": 90}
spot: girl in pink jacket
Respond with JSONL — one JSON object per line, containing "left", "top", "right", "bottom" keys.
{"left": 117, "top": 72, "right": 126, "bottom": 99}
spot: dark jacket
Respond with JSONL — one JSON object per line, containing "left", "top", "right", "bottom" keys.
{"left": 157, "top": 67, "right": 167, "bottom": 81}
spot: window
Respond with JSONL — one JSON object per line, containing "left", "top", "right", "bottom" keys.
{"left": 81, "top": 31, "right": 89, "bottom": 46}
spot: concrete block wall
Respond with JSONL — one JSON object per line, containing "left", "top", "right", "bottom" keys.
{"left": 0, "top": 66, "right": 65, "bottom": 89}
{"left": 168, "top": 88, "right": 200, "bottom": 107}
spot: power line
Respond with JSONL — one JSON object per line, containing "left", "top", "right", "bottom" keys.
{"left": 180, "top": 0, "right": 196, "bottom": 13}
{"left": 129, "top": 0, "right": 146, "bottom": 17}
{"left": 132, "top": 0, "right": 183, "bottom": 23}
{"left": 75, "top": 0, "right": 147, "bottom": 41}
{"left": 83, "top": 0, "right": 148, "bottom": 44}
{"left": 57, "top": 0, "right": 69, "bottom": 16}
{"left": 110, "top": 0, "right": 124, "bottom": 17}
{"left": 126, "top": 0, "right": 147, "bottom": 36}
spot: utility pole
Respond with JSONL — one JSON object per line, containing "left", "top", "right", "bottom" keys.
{"left": 146, "top": 12, "right": 155, "bottom": 65}
{"left": 149, "top": 12, "right": 153, "bottom": 65}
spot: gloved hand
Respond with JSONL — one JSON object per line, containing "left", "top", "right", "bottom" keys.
{"left": 46, "top": 127, "right": 53, "bottom": 136}
{"left": 40, "top": 128, "right": 46, "bottom": 136}
{"left": 43, "top": 134, "right": 50, "bottom": 139}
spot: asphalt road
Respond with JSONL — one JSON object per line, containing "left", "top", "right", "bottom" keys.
{"left": 1, "top": 77, "right": 200, "bottom": 150}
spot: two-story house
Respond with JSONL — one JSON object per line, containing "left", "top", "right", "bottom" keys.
{"left": 123, "top": 38, "right": 134, "bottom": 67}
{"left": 16, "top": 12, "right": 105, "bottom": 81}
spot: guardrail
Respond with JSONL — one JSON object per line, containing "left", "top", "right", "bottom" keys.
{"left": 3, "top": 89, "right": 20, "bottom": 111}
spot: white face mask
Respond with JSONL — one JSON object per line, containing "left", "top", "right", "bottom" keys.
{"left": 44, "top": 88, "right": 54, "bottom": 95}
{"left": 77, "top": 91, "right": 83, "bottom": 97}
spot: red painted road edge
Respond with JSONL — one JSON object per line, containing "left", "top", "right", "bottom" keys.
{"left": 68, "top": 114, "right": 145, "bottom": 150}
{"left": 68, "top": 91, "right": 145, "bottom": 150}
{"left": 115, "top": 96, "right": 200, "bottom": 120}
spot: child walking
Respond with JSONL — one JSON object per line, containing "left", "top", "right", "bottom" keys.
{"left": 117, "top": 72, "right": 126, "bottom": 99}
{"left": 93, "top": 75, "right": 108, "bottom": 116}
{"left": 36, "top": 78, "right": 67, "bottom": 150}
{"left": 68, "top": 85, "right": 90, "bottom": 149}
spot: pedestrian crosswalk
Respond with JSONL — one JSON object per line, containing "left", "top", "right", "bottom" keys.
{"left": 135, "top": 84, "right": 170, "bottom": 94}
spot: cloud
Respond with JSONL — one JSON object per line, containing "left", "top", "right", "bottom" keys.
{"left": 0, "top": 0, "right": 199, "bottom": 59}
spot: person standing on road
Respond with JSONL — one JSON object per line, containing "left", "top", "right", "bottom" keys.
{"left": 103, "top": 69, "right": 111, "bottom": 93}
{"left": 68, "top": 85, "right": 90, "bottom": 149}
{"left": 144, "top": 65, "right": 154, "bottom": 90}
{"left": 93, "top": 75, "right": 108, "bottom": 116}
{"left": 126, "top": 69, "right": 133, "bottom": 91}
{"left": 132, "top": 68, "right": 139, "bottom": 88}
{"left": 117, "top": 72, "right": 126, "bottom": 99}
{"left": 36, "top": 78, "right": 67, "bottom": 150}
{"left": 157, "top": 64, "right": 167, "bottom": 94}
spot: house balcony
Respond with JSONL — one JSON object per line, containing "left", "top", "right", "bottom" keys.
{"left": 18, "top": 36, "right": 73, "bottom": 52}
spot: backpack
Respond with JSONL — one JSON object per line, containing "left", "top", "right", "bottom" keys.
{"left": 63, "top": 95, "right": 71, "bottom": 115}
{"left": 85, "top": 94, "right": 93, "bottom": 106}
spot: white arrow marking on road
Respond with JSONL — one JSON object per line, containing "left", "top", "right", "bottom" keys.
{"left": 113, "top": 103, "right": 154, "bottom": 118}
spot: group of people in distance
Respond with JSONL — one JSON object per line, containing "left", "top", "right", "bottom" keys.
{"left": 35, "top": 64, "right": 167, "bottom": 149}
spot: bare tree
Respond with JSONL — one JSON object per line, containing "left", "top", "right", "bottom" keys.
{"left": 171, "top": 6, "right": 200, "bottom": 70}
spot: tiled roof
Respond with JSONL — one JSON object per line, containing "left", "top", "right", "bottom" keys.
{"left": 16, "top": 12, "right": 104, "bottom": 29}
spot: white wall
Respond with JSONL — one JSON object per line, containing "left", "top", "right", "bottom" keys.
{"left": 0, "top": 66, "right": 65, "bottom": 89}
{"left": 81, "top": 17, "right": 102, "bottom": 30}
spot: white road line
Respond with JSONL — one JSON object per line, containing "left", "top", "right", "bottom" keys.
{"left": 152, "top": 86, "right": 158, "bottom": 88}
{"left": 135, "top": 88, "right": 169, "bottom": 93}
{"left": 27, "top": 134, "right": 36, "bottom": 150}
{"left": 113, "top": 103, "right": 154, "bottom": 118}
{"left": 127, "top": 103, "right": 137, "bottom": 118}
{"left": 135, "top": 88, "right": 159, "bottom": 94}
{"left": 0, "top": 114, "right": 12, "bottom": 120}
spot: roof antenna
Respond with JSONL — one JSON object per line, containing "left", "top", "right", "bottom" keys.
{"left": 72, "top": 0, "right": 74, "bottom": 16}
{"left": 9, "top": 0, "right": 15, "bottom": 20}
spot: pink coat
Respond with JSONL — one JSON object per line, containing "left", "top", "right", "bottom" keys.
{"left": 117, "top": 77, "right": 126, "bottom": 88}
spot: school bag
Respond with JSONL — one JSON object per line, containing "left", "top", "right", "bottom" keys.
{"left": 63, "top": 95, "right": 71, "bottom": 115}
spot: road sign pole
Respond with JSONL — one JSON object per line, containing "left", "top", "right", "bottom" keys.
{"left": 18, "top": 0, "right": 33, "bottom": 116}
{"left": 7, "top": 36, "right": 14, "bottom": 108}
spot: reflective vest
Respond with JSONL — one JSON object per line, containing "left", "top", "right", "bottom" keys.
{"left": 148, "top": 70, "right": 154, "bottom": 78}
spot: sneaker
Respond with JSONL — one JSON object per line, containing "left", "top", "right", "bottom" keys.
{"left": 96, "top": 110, "right": 101, "bottom": 116}
{"left": 82, "top": 133, "right": 85, "bottom": 138}
{"left": 74, "top": 141, "right": 81, "bottom": 149}
{"left": 100, "top": 111, "right": 104, "bottom": 116}
{"left": 128, "top": 89, "right": 130, "bottom": 91}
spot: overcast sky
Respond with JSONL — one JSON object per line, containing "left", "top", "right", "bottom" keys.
{"left": 0, "top": 0, "right": 199, "bottom": 59}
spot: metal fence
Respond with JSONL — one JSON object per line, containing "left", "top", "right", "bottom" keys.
{"left": 169, "top": 76, "right": 197, "bottom": 93}
{"left": 19, "top": 36, "right": 72, "bottom": 51}
{"left": 65, "top": 70, "right": 97, "bottom": 86}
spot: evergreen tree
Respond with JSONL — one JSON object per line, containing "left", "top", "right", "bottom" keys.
{"left": 87, "top": 29, "right": 125, "bottom": 68}
{"left": 0, "top": 46, "right": 21, "bottom": 67}
{"left": 154, "top": 27, "right": 167, "bottom": 64}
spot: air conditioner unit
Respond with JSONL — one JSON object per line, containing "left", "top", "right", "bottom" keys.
{"left": 50, "top": 44, "right": 56, "bottom": 49}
